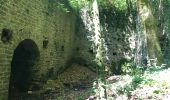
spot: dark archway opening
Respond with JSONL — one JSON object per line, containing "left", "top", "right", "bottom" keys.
{"left": 8, "top": 39, "right": 40, "bottom": 99}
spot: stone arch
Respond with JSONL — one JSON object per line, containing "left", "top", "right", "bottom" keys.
{"left": 8, "top": 39, "right": 40, "bottom": 98}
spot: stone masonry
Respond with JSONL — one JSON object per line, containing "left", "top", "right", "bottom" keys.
{"left": 0, "top": 0, "right": 76, "bottom": 99}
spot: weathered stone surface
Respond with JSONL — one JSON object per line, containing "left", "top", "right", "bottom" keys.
{"left": 0, "top": 0, "right": 76, "bottom": 99}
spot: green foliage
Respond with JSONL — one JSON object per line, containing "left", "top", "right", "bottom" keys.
{"left": 69, "top": 0, "right": 92, "bottom": 10}
{"left": 121, "top": 62, "right": 144, "bottom": 75}
{"left": 56, "top": 2, "right": 70, "bottom": 13}
{"left": 122, "top": 62, "right": 135, "bottom": 74}
{"left": 153, "top": 89, "right": 163, "bottom": 94}
{"left": 113, "top": 0, "right": 127, "bottom": 11}
{"left": 98, "top": 0, "right": 132, "bottom": 11}
{"left": 69, "top": 0, "right": 81, "bottom": 10}
{"left": 131, "top": 76, "right": 144, "bottom": 89}
{"left": 146, "top": 65, "right": 167, "bottom": 74}
{"left": 67, "top": 0, "right": 137, "bottom": 11}
{"left": 116, "top": 75, "right": 144, "bottom": 96}
{"left": 123, "top": 84, "right": 133, "bottom": 96}
{"left": 68, "top": 0, "right": 128, "bottom": 10}
{"left": 143, "top": 79, "right": 155, "bottom": 86}
{"left": 114, "top": 66, "right": 170, "bottom": 99}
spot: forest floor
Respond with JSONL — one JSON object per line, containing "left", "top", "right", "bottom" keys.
{"left": 41, "top": 64, "right": 170, "bottom": 100}
{"left": 42, "top": 64, "right": 97, "bottom": 100}
{"left": 10, "top": 64, "right": 96, "bottom": 100}
{"left": 43, "top": 64, "right": 170, "bottom": 100}
{"left": 103, "top": 66, "right": 170, "bottom": 100}
{"left": 15, "top": 64, "right": 170, "bottom": 100}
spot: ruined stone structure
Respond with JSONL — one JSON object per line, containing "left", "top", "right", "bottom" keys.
{"left": 0, "top": 0, "right": 76, "bottom": 99}
{"left": 0, "top": 0, "right": 169, "bottom": 99}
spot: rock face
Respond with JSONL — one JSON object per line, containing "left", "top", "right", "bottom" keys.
{"left": 137, "top": 0, "right": 163, "bottom": 65}
{"left": 74, "top": 0, "right": 169, "bottom": 74}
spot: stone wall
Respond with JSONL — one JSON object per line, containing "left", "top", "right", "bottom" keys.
{"left": 153, "top": 0, "right": 170, "bottom": 65}
{"left": 0, "top": 0, "right": 76, "bottom": 99}
{"left": 74, "top": 6, "right": 136, "bottom": 74}
{"left": 75, "top": 1, "right": 167, "bottom": 74}
{"left": 73, "top": 21, "right": 96, "bottom": 68}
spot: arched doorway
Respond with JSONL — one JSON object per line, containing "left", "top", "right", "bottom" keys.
{"left": 8, "top": 39, "right": 40, "bottom": 99}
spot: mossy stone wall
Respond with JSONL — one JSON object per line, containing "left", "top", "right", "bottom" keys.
{"left": 0, "top": 0, "right": 76, "bottom": 99}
